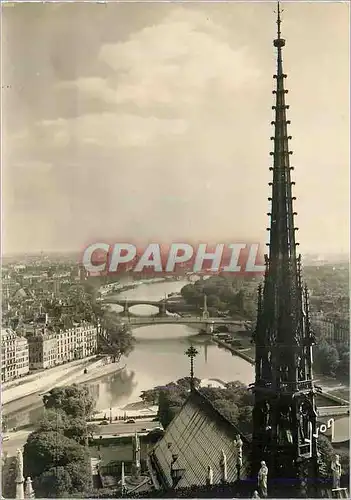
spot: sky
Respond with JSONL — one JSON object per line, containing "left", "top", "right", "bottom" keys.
{"left": 2, "top": 1, "right": 349, "bottom": 256}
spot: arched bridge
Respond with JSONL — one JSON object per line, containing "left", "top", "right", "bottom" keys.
{"left": 103, "top": 298, "right": 167, "bottom": 314}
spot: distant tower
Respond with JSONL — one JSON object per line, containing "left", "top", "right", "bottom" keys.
{"left": 53, "top": 279, "right": 60, "bottom": 297}
{"left": 251, "top": 2, "right": 318, "bottom": 497}
{"left": 202, "top": 294, "right": 210, "bottom": 320}
{"left": 79, "top": 264, "right": 87, "bottom": 282}
{"left": 105, "top": 249, "right": 111, "bottom": 283}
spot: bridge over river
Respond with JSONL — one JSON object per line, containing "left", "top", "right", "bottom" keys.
{"left": 101, "top": 296, "right": 349, "bottom": 417}
{"left": 103, "top": 298, "right": 166, "bottom": 313}
{"left": 103, "top": 297, "right": 248, "bottom": 329}
{"left": 123, "top": 316, "right": 245, "bottom": 331}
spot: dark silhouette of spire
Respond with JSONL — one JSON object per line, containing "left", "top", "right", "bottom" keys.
{"left": 252, "top": 2, "right": 318, "bottom": 496}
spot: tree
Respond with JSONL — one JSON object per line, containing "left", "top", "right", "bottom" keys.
{"left": 37, "top": 407, "right": 97, "bottom": 446}
{"left": 158, "top": 385, "right": 188, "bottom": 428}
{"left": 235, "top": 290, "right": 245, "bottom": 311}
{"left": 317, "top": 434, "right": 336, "bottom": 479}
{"left": 180, "top": 284, "right": 202, "bottom": 306}
{"left": 176, "top": 377, "right": 201, "bottom": 390}
{"left": 337, "top": 349, "right": 349, "bottom": 379}
{"left": 238, "top": 405, "right": 253, "bottom": 434}
{"left": 140, "top": 387, "right": 161, "bottom": 405}
{"left": 314, "top": 339, "right": 340, "bottom": 376}
{"left": 36, "top": 409, "right": 67, "bottom": 434}
{"left": 155, "top": 378, "right": 253, "bottom": 433}
{"left": 65, "top": 460, "right": 93, "bottom": 493}
{"left": 212, "top": 399, "right": 240, "bottom": 425}
{"left": 207, "top": 295, "right": 221, "bottom": 308}
{"left": 64, "top": 416, "right": 90, "bottom": 444}
{"left": 34, "top": 466, "right": 72, "bottom": 498}
{"left": 23, "top": 430, "right": 91, "bottom": 496}
{"left": 43, "top": 385, "right": 95, "bottom": 419}
{"left": 24, "top": 431, "right": 84, "bottom": 478}
{"left": 100, "top": 311, "right": 135, "bottom": 359}
{"left": 2, "top": 454, "right": 17, "bottom": 498}
{"left": 140, "top": 381, "right": 187, "bottom": 405}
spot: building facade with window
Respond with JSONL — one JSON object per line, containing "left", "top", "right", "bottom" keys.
{"left": 1, "top": 328, "right": 17, "bottom": 382}
{"left": 1, "top": 328, "right": 29, "bottom": 382}
{"left": 27, "top": 331, "right": 58, "bottom": 370}
{"left": 311, "top": 315, "right": 349, "bottom": 345}
{"left": 15, "top": 335, "right": 30, "bottom": 377}
{"left": 56, "top": 323, "right": 97, "bottom": 363}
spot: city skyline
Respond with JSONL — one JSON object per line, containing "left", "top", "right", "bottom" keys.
{"left": 2, "top": 1, "right": 349, "bottom": 255}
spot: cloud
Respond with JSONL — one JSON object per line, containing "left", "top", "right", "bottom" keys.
{"left": 4, "top": 3, "right": 348, "bottom": 255}
{"left": 31, "top": 113, "right": 188, "bottom": 149}
{"left": 23, "top": 7, "right": 261, "bottom": 152}
{"left": 57, "top": 7, "right": 261, "bottom": 110}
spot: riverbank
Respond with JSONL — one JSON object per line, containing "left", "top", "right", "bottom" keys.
{"left": 216, "top": 330, "right": 350, "bottom": 405}
{"left": 2, "top": 356, "right": 125, "bottom": 406}
{"left": 101, "top": 276, "right": 184, "bottom": 297}
{"left": 212, "top": 337, "right": 255, "bottom": 365}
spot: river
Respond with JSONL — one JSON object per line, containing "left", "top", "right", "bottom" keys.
{"left": 5, "top": 279, "right": 254, "bottom": 428}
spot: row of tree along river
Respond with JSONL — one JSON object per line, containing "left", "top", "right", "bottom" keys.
{"left": 4, "top": 279, "right": 254, "bottom": 429}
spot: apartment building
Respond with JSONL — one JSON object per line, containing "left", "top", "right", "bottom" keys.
{"left": 2, "top": 322, "right": 98, "bottom": 378}
{"left": 16, "top": 336, "right": 30, "bottom": 377}
{"left": 27, "top": 330, "right": 58, "bottom": 370}
{"left": 1, "top": 328, "right": 29, "bottom": 382}
{"left": 57, "top": 323, "right": 97, "bottom": 363}
{"left": 311, "top": 314, "right": 349, "bottom": 344}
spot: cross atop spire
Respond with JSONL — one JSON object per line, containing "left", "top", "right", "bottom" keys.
{"left": 276, "top": 1, "right": 283, "bottom": 41}
{"left": 185, "top": 345, "right": 198, "bottom": 391}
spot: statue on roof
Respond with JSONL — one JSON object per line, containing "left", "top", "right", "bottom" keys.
{"left": 206, "top": 465, "right": 213, "bottom": 486}
{"left": 235, "top": 434, "right": 243, "bottom": 479}
{"left": 258, "top": 460, "right": 268, "bottom": 498}
{"left": 220, "top": 450, "right": 227, "bottom": 483}
{"left": 15, "top": 449, "right": 24, "bottom": 500}
{"left": 24, "top": 477, "right": 35, "bottom": 499}
{"left": 331, "top": 454, "right": 342, "bottom": 490}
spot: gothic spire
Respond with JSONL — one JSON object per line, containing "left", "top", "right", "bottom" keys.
{"left": 268, "top": 0, "right": 299, "bottom": 285}
{"left": 252, "top": 3, "right": 318, "bottom": 495}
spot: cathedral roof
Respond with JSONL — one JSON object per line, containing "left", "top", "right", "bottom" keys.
{"left": 148, "top": 389, "right": 250, "bottom": 491}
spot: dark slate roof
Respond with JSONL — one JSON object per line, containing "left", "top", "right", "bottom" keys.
{"left": 149, "top": 389, "right": 250, "bottom": 490}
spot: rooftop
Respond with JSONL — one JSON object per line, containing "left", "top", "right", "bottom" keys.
{"left": 149, "top": 389, "right": 250, "bottom": 491}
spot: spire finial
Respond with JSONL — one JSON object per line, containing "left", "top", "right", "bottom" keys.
{"left": 274, "top": 0, "right": 285, "bottom": 48}
{"left": 277, "top": 1, "right": 282, "bottom": 39}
